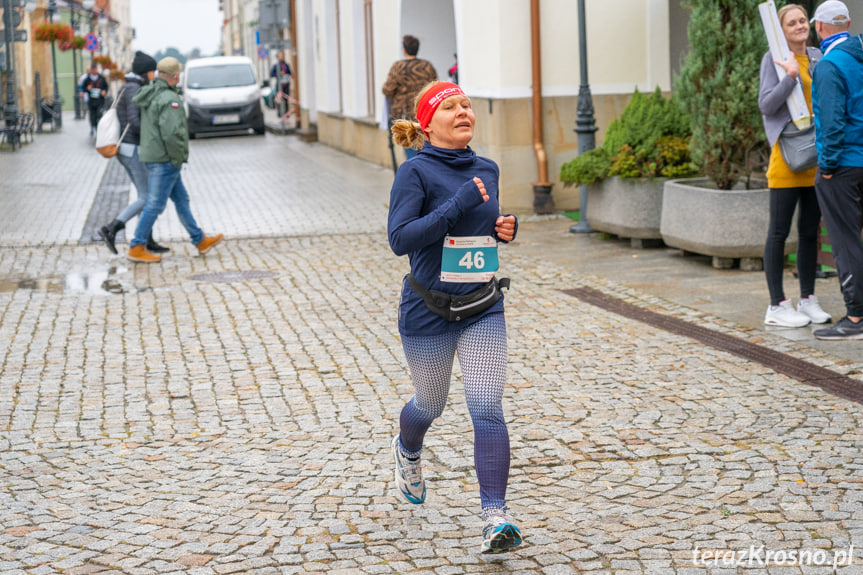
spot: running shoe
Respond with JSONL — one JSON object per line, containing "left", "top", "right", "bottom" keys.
{"left": 391, "top": 435, "right": 425, "bottom": 504}
{"left": 481, "top": 507, "right": 522, "bottom": 553}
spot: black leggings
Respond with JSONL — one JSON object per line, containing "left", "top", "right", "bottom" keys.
{"left": 88, "top": 101, "right": 104, "bottom": 130}
{"left": 764, "top": 186, "right": 821, "bottom": 306}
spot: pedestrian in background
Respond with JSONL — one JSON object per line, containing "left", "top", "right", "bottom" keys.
{"left": 382, "top": 35, "right": 438, "bottom": 160}
{"left": 758, "top": 3, "right": 831, "bottom": 328}
{"left": 387, "top": 81, "right": 522, "bottom": 553}
{"left": 811, "top": 0, "right": 863, "bottom": 339}
{"left": 97, "top": 51, "right": 169, "bottom": 256}
{"left": 80, "top": 63, "right": 109, "bottom": 136}
{"left": 127, "top": 57, "right": 223, "bottom": 263}
{"left": 270, "top": 49, "right": 292, "bottom": 113}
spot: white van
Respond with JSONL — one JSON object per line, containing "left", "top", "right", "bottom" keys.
{"left": 181, "top": 56, "right": 265, "bottom": 138}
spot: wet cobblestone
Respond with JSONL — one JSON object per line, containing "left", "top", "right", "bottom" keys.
{"left": 2, "top": 117, "right": 863, "bottom": 573}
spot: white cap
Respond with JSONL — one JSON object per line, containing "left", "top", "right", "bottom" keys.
{"left": 811, "top": 0, "right": 851, "bottom": 25}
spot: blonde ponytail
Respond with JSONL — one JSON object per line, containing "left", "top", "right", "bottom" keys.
{"left": 391, "top": 119, "right": 426, "bottom": 150}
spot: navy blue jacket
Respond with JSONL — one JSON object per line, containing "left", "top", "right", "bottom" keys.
{"left": 813, "top": 34, "right": 863, "bottom": 173}
{"left": 388, "top": 143, "right": 517, "bottom": 336}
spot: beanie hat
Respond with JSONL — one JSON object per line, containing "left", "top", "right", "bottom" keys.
{"left": 156, "top": 57, "right": 182, "bottom": 77}
{"left": 132, "top": 51, "right": 157, "bottom": 76}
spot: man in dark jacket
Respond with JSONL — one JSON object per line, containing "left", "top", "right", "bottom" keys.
{"left": 270, "top": 50, "right": 292, "bottom": 110}
{"left": 811, "top": 0, "right": 863, "bottom": 339}
{"left": 80, "top": 63, "right": 109, "bottom": 135}
{"left": 97, "top": 51, "right": 168, "bottom": 255}
{"left": 127, "top": 57, "right": 223, "bottom": 263}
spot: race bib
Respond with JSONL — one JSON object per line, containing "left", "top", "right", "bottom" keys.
{"left": 440, "top": 235, "right": 498, "bottom": 283}
{"left": 90, "top": 88, "right": 102, "bottom": 98}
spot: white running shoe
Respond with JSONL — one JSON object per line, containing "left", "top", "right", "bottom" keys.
{"left": 764, "top": 299, "right": 811, "bottom": 327}
{"left": 797, "top": 295, "right": 832, "bottom": 324}
{"left": 391, "top": 436, "right": 425, "bottom": 504}
{"left": 481, "top": 507, "right": 523, "bottom": 553}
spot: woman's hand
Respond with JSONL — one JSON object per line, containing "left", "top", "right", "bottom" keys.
{"left": 474, "top": 177, "right": 489, "bottom": 202}
{"left": 775, "top": 54, "right": 800, "bottom": 80}
{"left": 495, "top": 215, "right": 516, "bottom": 242}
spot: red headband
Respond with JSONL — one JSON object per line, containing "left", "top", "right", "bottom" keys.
{"left": 416, "top": 82, "right": 466, "bottom": 132}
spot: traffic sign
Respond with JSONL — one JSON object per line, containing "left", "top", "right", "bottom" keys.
{"left": 85, "top": 33, "right": 98, "bottom": 51}
{"left": 257, "top": 47, "right": 268, "bottom": 60}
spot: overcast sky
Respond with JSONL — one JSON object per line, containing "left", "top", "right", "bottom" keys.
{"left": 129, "top": 0, "right": 223, "bottom": 57}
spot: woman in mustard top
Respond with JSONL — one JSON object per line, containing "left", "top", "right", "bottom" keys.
{"left": 758, "top": 4, "right": 832, "bottom": 328}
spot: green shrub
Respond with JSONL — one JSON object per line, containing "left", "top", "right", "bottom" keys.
{"left": 675, "top": 0, "right": 767, "bottom": 189}
{"left": 560, "top": 88, "right": 695, "bottom": 186}
{"left": 559, "top": 147, "right": 611, "bottom": 186}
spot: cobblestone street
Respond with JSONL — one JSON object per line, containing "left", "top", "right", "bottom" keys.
{"left": 2, "top": 116, "right": 863, "bottom": 574}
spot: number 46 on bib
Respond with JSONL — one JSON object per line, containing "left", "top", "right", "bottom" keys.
{"left": 440, "top": 235, "right": 499, "bottom": 283}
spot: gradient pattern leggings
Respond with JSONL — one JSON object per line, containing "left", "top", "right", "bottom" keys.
{"left": 399, "top": 312, "right": 510, "bottom": 510}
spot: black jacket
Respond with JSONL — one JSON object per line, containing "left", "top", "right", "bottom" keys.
{"left": 81, "top": 74, "right": 109, "bottom": 104}
{"left": 118, "top": 75, "right": 144, "bottom": 145}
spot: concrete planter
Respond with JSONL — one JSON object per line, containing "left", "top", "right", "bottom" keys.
{"left": 660, "top": 178, "right": 796, "bottom": 269}
{"left": 586, "top": 176, "right": 665, "bottom": 240}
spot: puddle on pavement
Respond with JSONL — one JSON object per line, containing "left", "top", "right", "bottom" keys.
{"left": 0, "top": 265, "right": 143, "bottom": 295}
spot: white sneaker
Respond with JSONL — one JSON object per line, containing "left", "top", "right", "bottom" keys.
{"left": 797, "top": 295, "right": 832, "bottom": 324}
{"left": 764, "top": 300, "right": 811, "bottom": 327}
{"left": 391, "top": 436, "right": 425, "bottom": 504}
{"left": 481, "top": 507, "right": 523, "bottom": 553}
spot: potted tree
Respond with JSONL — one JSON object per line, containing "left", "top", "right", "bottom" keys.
{"left": 660, "top": 0, "right": 779, "bottom": 269}
{"left": 559, "top": 88, "right": 695, "bottom": 246}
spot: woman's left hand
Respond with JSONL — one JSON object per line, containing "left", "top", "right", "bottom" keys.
{"left": 495, "top": 215, "right": 516, "bottom": 242}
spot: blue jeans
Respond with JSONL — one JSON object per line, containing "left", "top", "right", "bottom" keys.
{"left": 131, "top": 162, "right": 204, "bottom": 248}
{"left": 116, "top": 146, "right": 149, "bottom": 224}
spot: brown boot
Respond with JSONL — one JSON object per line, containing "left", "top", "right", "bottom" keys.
{"left": 196, "top": 233, "right": 224, "bottom": 255}
{"left": 127, "top": 244, "right": 162, "bottom": 263}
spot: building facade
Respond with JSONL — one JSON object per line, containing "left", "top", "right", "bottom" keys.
{"left": 222, "top": 0, "right": 862, "bottom": 213}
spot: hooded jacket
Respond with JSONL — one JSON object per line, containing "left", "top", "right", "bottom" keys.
{"left": 133, "top": 77, "right": 188, "bottom": 167}
{"left": 387, "top": 143, "right": 517, "bottom": 336}
{"left": 812, "top": 34, "right": 863, "bottom": 173}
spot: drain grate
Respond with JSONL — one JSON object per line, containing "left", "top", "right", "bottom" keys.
{"left": 563, "top": 287, "right": 863, "bottom": 403}
{"left": 191, "top": 270, "right": 278, "bottom": 283}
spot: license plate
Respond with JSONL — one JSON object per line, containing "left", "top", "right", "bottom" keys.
{"left": 212, "top": 114, "right": 240, "bottom": 125}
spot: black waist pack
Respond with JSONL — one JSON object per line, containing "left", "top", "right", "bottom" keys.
{"left": 407, "top": 274, "right": 510, "bottom": 322}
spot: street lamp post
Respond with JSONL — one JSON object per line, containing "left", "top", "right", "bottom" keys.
{"left": 2, "top": 0, "right": 19, "bottom": 147}
{"left": 47, "top": 0, "right": 63, "bottom": 128}
{"left": 570, "top": 0, "right": 596, "bottom": 234}
{"left": 70, "top": 2, "right": 82, "bottom": 119}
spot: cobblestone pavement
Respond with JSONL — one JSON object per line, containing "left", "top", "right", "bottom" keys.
{"left": 2, "top": 118, "right": 863, "bottom": 574}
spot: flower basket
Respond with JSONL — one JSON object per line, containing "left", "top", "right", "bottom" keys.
{"left": 110, "top": 69, "right": 124, "bottom": 80}
{"left": 34, "top": 23, "right": 74, "bottom": 43}
{"left": 60, "top": 35, "right": 87, "bottom": 51}
{"left": 93, "top": 55, "right": 113, "bottom": 68}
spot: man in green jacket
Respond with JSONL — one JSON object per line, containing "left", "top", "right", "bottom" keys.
{"left": 127, "top": 57, "right": 223, "bottom": 263}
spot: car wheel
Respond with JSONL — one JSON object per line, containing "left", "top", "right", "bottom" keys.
{"left": 254, "top": 125, "right": 266, "bottom": 135}
{"left": 188, "top": 131, "right": 196, "bottom": 140}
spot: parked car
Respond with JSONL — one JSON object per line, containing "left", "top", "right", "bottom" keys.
{"left": 181, "top": 56, "right": 265, "bottom": 138}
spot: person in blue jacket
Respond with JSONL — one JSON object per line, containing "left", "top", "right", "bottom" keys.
{"left": 387, "top": 80, "right": 521, "bottom": 553}
{"left": 811, "top": 0, "right": 863, "bottom": 340}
